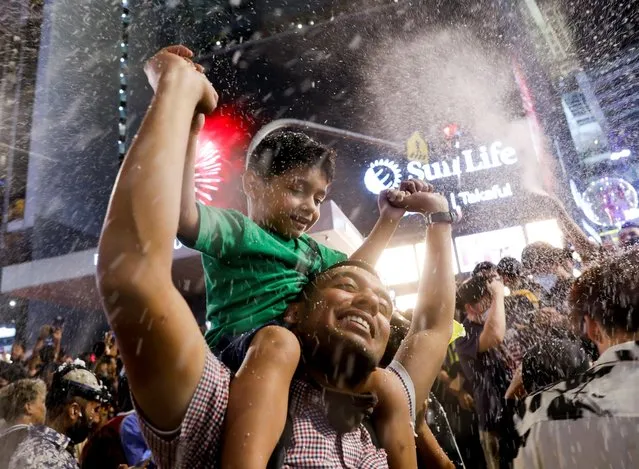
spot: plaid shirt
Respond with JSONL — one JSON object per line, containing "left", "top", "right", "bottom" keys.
{"left": 139, "top": 351, "right": 414, "bottom": 468}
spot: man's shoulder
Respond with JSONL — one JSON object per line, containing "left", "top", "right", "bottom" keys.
{"left": 10, "top": 426, "right": 77, "bottom": 469}
{"left": 517, "top": 353, "right": 639, "bottom": 437}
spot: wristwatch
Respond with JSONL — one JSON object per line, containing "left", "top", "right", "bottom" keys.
{"left": 424, "top": 210, "right": 460, "bottom": 225}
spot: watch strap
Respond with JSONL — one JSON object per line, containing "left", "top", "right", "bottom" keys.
{"left": 426, "top": 211, "right": 459, "bottom": 225}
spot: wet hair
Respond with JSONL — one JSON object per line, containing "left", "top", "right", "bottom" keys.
{"left": 247, "top": 131, "right": 336, "bottom": 182}
{"left": 497, "top": 257, "right": 523, "bottom": 278}
{"left": 0, "top": 362, "right": 28, "bottom": 384}
{"left": 521, "top": 242, "right": 563, "bottom": 272}
{"left": 456, "top": 274, "right": 490, "bottom": 310}
{"left": 570, "top": 248, "right": 639, "bottom": 334}
{"left": 299, "top": 260, "right": 381, "bottom": 301}
{"left": 0, "top": 379, "right": 46, "bottom": 423}
{"left": 472, "top": 261, "right": 496, "bottom": 276}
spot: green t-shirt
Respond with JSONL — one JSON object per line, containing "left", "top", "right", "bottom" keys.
{"left": 191, "top": 204, "right": 347, "bottom": 349}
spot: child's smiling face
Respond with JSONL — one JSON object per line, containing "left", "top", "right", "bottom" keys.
{"left": 245, "top": 165, "right": 329, "bottom": 239}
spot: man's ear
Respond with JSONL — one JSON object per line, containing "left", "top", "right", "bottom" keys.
{"left": 284, "top": 301, "right": 303, "bottom": 326}
{"left": 67, "top": 401, "right": 81, "bottom": 422}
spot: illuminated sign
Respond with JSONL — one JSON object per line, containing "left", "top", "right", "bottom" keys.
{"left": 93, "top": 239, "right": 184, "bottom": 266}
{"left": 364, "top": 141, "right": 518, "bottom": 195}
{"left": 453, "top": 183, "right": 513, "bottom": 207}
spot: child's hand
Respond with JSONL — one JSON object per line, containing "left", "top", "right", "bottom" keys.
{"left": 144, "top": 45, "right": 218, "bottom": 114}
{"left": 387, "top": 189, "right": 449, "bottom": 214}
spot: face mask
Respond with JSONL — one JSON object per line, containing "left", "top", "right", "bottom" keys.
{"left": 67, "top": 408, "right": 93, "bottom": 444}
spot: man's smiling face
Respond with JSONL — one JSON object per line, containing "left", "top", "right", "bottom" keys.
{"left": 288, "top": 264, "right": 393, "bottom": 373}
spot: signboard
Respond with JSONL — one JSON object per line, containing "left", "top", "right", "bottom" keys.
{"left": 363, "top": 139, "right": 519, "bottom": 209}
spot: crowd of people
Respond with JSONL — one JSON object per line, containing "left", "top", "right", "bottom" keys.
{"left": 0, "top": 45, "right": 637, "bottom": 469}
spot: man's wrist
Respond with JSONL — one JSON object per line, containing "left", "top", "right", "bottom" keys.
{"left": 156, "top": 69, "right": 201, "bottom": 103}
{"left": 423, "top": 210, "right": 457, "bottom": 225}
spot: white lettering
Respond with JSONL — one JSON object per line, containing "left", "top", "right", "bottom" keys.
{"left": 363, "top": 140, "right": 519, "bottom": 194}
{"left": 423, "top": 161, "right": 443, "bottom": 181}
{"left": 406, "top": 160, "right": 425, "bottom": 180}
{"left": 462, "top": 149, "right": 486, "bottom": 173}
{"left": 500, "top": 146, "right": 517, "bottom": 165}
{"left": 455, "top": 183, "right": 513, "bottom": 206}
{"left": 478, "top": 146, "right": 492, "bottom": 168}
{"left": 490, "top": 142, "right": 503, "bottom": 168}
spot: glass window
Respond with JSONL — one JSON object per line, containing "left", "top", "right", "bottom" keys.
{"left": 375, "top": 245, "right": 419, "bottom": 286}
{"left": 455, "top": 226, "right": 527, "bottom": 272}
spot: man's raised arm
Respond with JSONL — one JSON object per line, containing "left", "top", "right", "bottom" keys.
{"left": 391, "top": 192, "right": 456, "bottom": 413}
{"left": 96, "top": 46, "right": 218, "bottom": 431}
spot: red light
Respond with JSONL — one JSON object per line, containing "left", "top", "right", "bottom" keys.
{"left": 192, "top": 109, "right": 250, "bottom": 206}
{"left": 443, "top": 123, "right": 458, "bottom": 139}
{"left": 194, "top": 138, "right": 223, "bottom": 204}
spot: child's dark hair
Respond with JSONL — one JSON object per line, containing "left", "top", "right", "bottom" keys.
{"left": 247, "top": 131, "right": 336, "bottom": 182}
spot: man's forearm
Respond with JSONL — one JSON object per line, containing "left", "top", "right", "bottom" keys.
{"left": 552, "top": 199, "right": 599, "bottom": 261}
{"left": 350, "top": 215, "right": 400, "bottom": 265}
{"left": 483, "top": 294, "right": 506, "bottom": 342}
{"left": 412, "top": 224, "right": 455, "bottom": 334}
{"left": 98, "top": 71, "right": 198, "bottom": 274}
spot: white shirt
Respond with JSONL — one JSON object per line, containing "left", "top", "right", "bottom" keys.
{"left": 514, "top": 340, "right": 639, "bottom": 469}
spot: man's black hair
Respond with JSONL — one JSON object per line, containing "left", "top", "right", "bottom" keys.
{"left": 456, "top": 274, "right": 490, "bottom": 310}
{"left": 0, "top": 362, "right": 27, "bottom": 384}
{"left": 472, "top": 261, "right": 496, "bottom": 276}
{"left": 570, "top": 247, "right": 639, "bottom": 333}
{"left": 247, "top": 131, "right": 336, "bottom": 182}
{"left": 497, "top": 257, "right": 523, "bottom": 278}
{"left": 299, "top": 260, "right": 382, "bottom": 302}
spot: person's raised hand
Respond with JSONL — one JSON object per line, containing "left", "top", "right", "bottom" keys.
{"left": 378, "top": 189, "right": 406, "bottom": 222}
{"left": 399, "top": 178, "right": 433, "bottom": 196}
{"left": 487, "top": 276, "right": 505, "bottom": 298}
{"left": 144, "top": 45, "right": 218, "bottom": 114}
{"left": 387, "top": 189, "right": 449, "bottom": 214}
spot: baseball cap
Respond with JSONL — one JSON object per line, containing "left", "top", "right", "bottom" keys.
{"left": 46, "top": 363, "right": 111, "bottom": 408}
